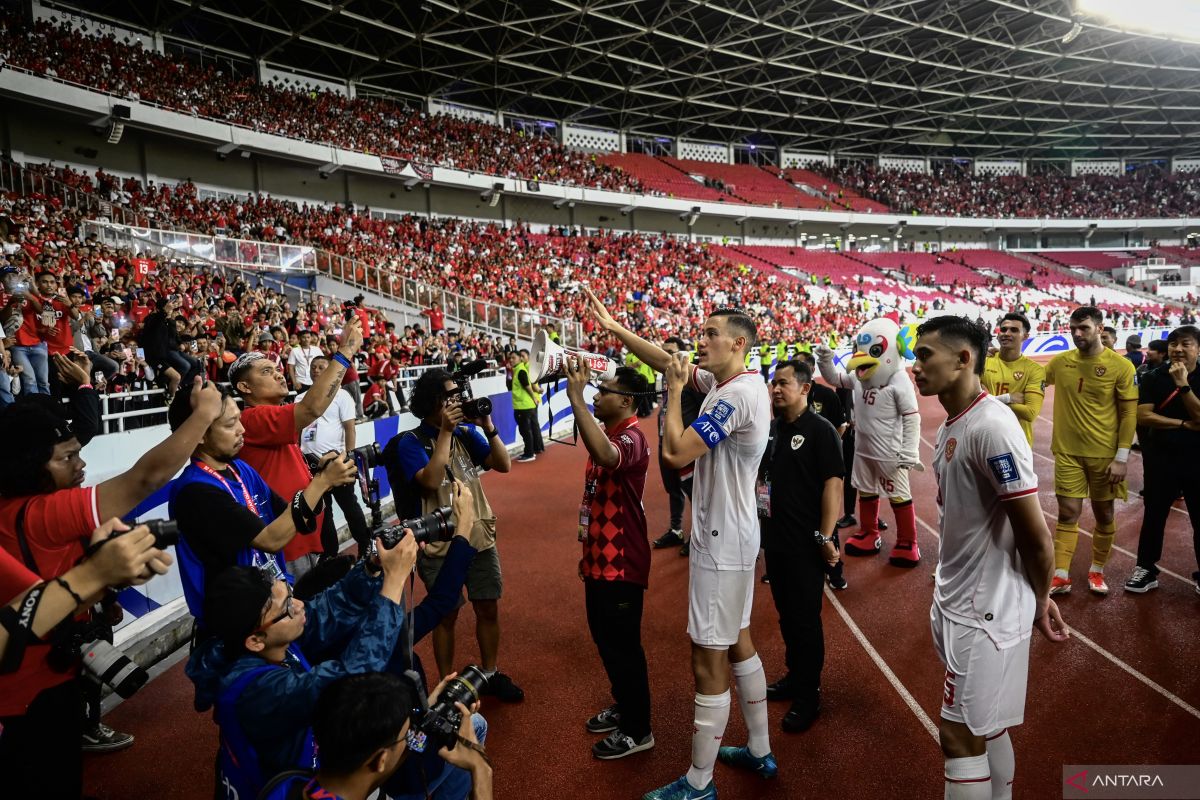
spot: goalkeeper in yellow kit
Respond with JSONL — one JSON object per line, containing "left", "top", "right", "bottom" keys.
{"left": 1044, "top": 307, "right": 1138, "bottom": 596}
{"left": 982, "top": 312, "right": 1045, "bottom": 446}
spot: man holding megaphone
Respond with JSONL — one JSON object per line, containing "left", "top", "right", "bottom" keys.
{"left": 582, "top": 287, "right": 777, "bottom": 800}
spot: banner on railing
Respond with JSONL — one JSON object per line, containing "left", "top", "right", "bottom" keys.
{"left": 412, "top": 163, "right": 433, "bottom": 181}
{"left": 381, "top": 156, "right": 408, "bottom": 176}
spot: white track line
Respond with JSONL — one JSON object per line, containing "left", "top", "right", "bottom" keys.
{"left": 911, "top": 515, "right": 1200, "bottom": 723}
{"left": 918, "top": 435, "right": 1193, "bottom": 583}
{"left": 824, "top": 586, "right": 940, "bottom": 742}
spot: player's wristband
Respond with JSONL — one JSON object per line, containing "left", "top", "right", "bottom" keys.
{"left": 996, "top": 393, "right": 1011, "bottom": 404}
{"left": 1114, "top": 448, "right": 1131, "bottom": 463}
{"left": 76, "top": 384, "right": 94, "bottom": 391}
{"left": 332, "top": 352, "right": 352, "bottom": 370}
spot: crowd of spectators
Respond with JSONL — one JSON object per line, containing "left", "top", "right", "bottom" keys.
{"left": 809, "top": 161, "right": 1200, "bottom": 219}
{"left": 0, "top": 14, "right": 641, "bottom": 194}
{"left": 7, "top": 14, "right": 1200, "bottom": 219}
{"left": 3, "top": 158, "right": 1195, "bottom": 429}
{"left": 0, "top": 182, "right": 515, "bottom": 424}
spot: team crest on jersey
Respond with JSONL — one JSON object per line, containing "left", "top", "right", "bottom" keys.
{"left": 811, "top": 401, "right": 823, "bottom": 413}
{"left": 1013, "top": 371, "right": 1024, "bottom": 381}
{"left": 944, "top": 438, "right": 957, "bottom": 462}
{"left": 1094, "top": 366, "right": 1107, "bottom": 377}
{"left": 791, "top": 434, "right": 805, "bottom": 450}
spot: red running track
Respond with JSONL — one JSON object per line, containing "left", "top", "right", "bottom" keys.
{"left": 84, "top": 386, "right": 1200, "bottom": 799}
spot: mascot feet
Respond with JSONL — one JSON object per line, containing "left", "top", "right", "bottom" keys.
{"left": 888, "top": 541, "right": 921, "bottom": 568}
{"left": 844, "top": 532, "right": 883, "bottom": 556}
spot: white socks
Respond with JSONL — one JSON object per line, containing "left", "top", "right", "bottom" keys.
{"left": 731, "top": 654, "right": 771, "bottom": 758}
{"left": 944, "top": 754, "right": 991, "bottom": 799}
{"left": 986, "top": 730, "right": 1015, "bottom": 800}
{"left": 686, "top": 691, "right": 730, "bottom": 790}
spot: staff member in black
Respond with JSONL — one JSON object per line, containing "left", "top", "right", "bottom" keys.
{"left": 798, "top": 352, "right": 849, "bottom": 589}
{"left": 759, "top": 360, "right": 844, "bottom": 733}
{"left": 1126, "top": 325, "right": 1200, "bottom": 594}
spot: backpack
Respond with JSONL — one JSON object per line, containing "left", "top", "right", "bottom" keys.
{"left": 215, "top": 663, "right": 316, "bottom": 800}
{"left": 382, "top": 427, "right": 434, "bottom": 521}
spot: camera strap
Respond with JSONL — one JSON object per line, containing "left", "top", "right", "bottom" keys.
{"left": 13, "top": 500, "right": 42, "bottom": 575}
{"left": 0, "top": 582, "right": 46, "bottom": 674}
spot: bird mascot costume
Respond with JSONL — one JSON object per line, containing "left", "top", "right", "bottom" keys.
{"left": 816, "top": 317, "right": 923, "bottom": 567}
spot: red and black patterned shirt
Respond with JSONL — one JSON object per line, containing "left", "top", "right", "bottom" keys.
{"left": 580, "top": 416, "right": 651, "bottom": 587}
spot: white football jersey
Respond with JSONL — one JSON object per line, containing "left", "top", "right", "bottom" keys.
{"left": 933, "top": 393, "right": 1038, "bottom": 649}
{"left": 687, "top": 368, "right": 771, "bottom": 570}
{"left": 854, "top": 370, "right": 919, "bottom": 462}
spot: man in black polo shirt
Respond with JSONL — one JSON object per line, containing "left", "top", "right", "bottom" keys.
{"left": 789, "top": 352, "right": 849, "bottom": 589}
{"left": 758, "top": 359, "right": 844, "bottom": 732}
{"left": 1126, "top": 325, "right": 1200, "bottom": 594}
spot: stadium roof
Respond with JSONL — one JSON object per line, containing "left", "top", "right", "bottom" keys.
{"left": 59, "top": 0, "right": 1200, "bottom": 159}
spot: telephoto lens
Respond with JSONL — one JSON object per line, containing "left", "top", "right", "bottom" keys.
{"left": 81, "top": 639, "right": 149, "bottom": 699}
{"left": 413, "top": 665, "right": 489, "bottom": 752}
{"left": 376, "top": 507, "right": 456, "bottom": 548}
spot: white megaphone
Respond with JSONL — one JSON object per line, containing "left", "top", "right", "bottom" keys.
{"left": 529, "top": 330, "right": 619, "bottom": 383}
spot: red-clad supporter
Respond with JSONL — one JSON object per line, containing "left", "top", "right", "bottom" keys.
{"left": 0, "top": 14, "right": 642, "bottom": 194}
{"left": 227, "top": 316, "right": 364, "bottom": 577}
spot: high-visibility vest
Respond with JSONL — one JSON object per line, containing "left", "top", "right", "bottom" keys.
{"left": 512, "top": 361, "right": 537, "bottom": 410}
{"left": 759, "top": 344, "right": 775, "bottom": 366}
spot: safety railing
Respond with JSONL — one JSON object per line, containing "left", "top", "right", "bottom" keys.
{"left": 0, "top": 160, "right": 155, "bottom": 228}
{"left": 80, "top": 219, "right": 583, "bottom": 346}
{"left": 93, "top": 361, "right": 505, "bottom": 432}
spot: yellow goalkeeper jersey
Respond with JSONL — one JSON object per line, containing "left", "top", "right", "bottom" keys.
{"left": 1045, "top": 347, "right": 1138, "bottom": 457}
{"left": 982, "top": 354, "right": 1045, "bottom": 446}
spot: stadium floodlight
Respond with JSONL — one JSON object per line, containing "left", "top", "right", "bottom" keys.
{"left": 1076, "top": 0, "right": 1200, "bottom": 40}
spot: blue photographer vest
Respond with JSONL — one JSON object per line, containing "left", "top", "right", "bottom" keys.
{"left": 167, "top": 458, "right": 289, "bottom": 620}
{"left": 215, "top": 647, "right": 317, "bottom": 800}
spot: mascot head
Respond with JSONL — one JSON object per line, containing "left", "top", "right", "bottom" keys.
{"left": 847, "top": 317, "right": 917, "bottom": 386}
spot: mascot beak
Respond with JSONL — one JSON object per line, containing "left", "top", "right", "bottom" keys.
{"left": 847, "top": 351, "right": 880, "bottom": 381}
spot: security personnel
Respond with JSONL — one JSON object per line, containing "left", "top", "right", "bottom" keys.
{"left": 758, "top": 360, "right": 844, "bottom": 733}
{"left": 759, "top": 342, "right": 776, "bottom": 382}
{"left": 511, "top": 350, "right": 542, "bottom": 461}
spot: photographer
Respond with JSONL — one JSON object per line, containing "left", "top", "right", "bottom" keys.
{"left": 260, "top": 672, "right": 492, "bottom": 800}
{"left": 563, "top": 356, "right": 655, "bottom": 760}
{"left": 384, "top": 369, "right": 523, "bottom": 702}
{"left": 286, "top": 482, "right": 481, "bottom": 800}
{"left": 297, "top": 356, "right": 372, "bottom": 557}
{"left": 0, "top": 519, "right": 172, "bottom": 795}
{"left": 186, "top": 525, "right": 420, "bottom": 799}
{"left": 166, "top": 382, "right": 357, "bottom": 622}
{"left": 0, "top": 372, "right": 222, "bottom": 794}
{"left": 230, "top": 316, "right": 364, "bottom": 578}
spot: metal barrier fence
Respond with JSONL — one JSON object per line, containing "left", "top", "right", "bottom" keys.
{"left": 79, "top": 218, "right": 583, "bottom": 347}
{"left": 94, "top": 362, "right": 505, "bottom": 433}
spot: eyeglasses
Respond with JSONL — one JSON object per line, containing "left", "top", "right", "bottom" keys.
{"left": 595, "top": 386, "right": 640, "bottom": 398}
{"left": 253, "top": 583, "right": 296, "bottom": 634}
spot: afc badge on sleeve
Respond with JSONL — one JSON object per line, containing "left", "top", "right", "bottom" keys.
{"left": 987, "top": 452, "right": 1021, "bottom": 484}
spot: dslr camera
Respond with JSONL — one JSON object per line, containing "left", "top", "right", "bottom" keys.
{"left": 51, "top": 519, "right": 181, "bottom": 699}
{"left": 452, "top": 374, "right": 491, "bottom": 420}
{"left": 372, "top": 506, "right": 456, "bottom": 551}
{"left": 406, "top": 665, "right": 489, "bottom": 753}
